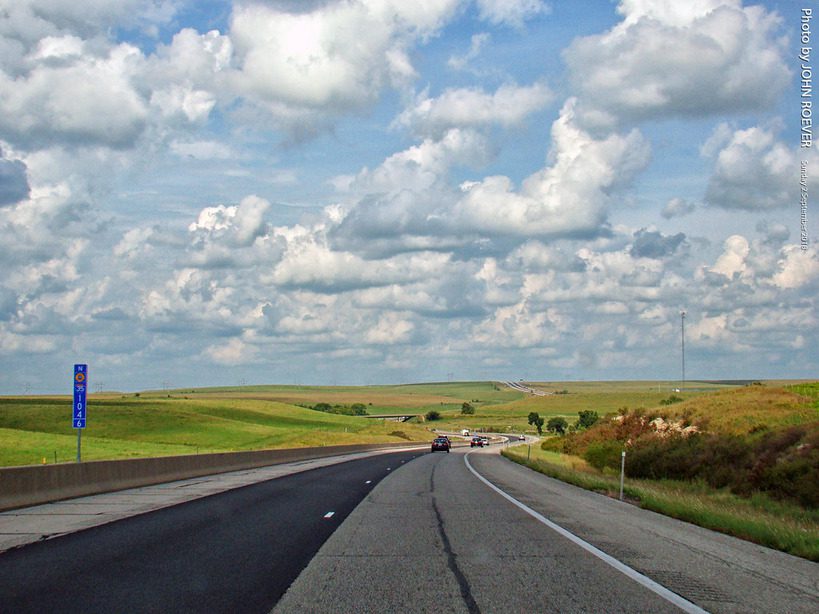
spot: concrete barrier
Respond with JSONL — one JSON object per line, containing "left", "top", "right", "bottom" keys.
{"left": 0, "top": 443, "right": 425, "bottom": 512}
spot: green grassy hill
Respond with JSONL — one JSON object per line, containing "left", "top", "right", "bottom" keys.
{"left": 0, "top": 395, "right": 435, "bottom": 467}
{"left": 3, "top": 380, "right": 814, "bottom": 468}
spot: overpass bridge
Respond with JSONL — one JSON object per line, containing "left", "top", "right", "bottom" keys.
{"left": 362, "top": 413, "right": 422, "bottom": 423}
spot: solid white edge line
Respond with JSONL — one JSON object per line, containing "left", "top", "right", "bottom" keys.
{"left": 463, "top": 452, "right": 709, "bottom": 614}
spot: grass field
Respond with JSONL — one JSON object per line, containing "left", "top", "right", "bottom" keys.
{"left": 154, "top": 381, "right": 523, "bottom": 415}
{"left": 0, "top": 394, "right": 438, "bottom": 467}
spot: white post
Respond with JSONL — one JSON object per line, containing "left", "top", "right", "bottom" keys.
{"left": 619, "top": 450, "right": 626, "bottom": 501}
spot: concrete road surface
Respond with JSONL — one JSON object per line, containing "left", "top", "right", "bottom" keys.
{"left": 274, "top": 447, "right": 818, "bottom": 614}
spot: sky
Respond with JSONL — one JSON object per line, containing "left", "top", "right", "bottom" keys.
{"left": 0, "top": 0, "right": 817, "bottom": 394}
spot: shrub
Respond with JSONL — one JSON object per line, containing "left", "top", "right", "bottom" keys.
{"left": 425, "top": 410, "right": 441, "bottom": 421}
{"left": 583, "top": 440, "right": 622, "bottom": 472}
{"left": 461, "top": 402, "right": 475, "bottom": 415}
{"left": 750, "top": 426, "right": 819, "bottom": 507}
{"left": 350, "top": 403, "right": 368, "bottom": 415}
{"left": 540, "top": 437, "right": 563, "bottom": 452}
{"left": 626, "top": 435, "right": 705, "bottom": 481}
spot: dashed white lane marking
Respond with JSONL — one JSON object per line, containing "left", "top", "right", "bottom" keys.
{"left": 365, "top": 480, "right": 372, "bottom": 484}
{"left": 463, "top": 453, "right": 709, "bottom": 614}
{"left": 323, "top": 512, "right": 335, "bottom": 519}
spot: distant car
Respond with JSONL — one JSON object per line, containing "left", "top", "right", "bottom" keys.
{"left": 431, "top": 437, "right": 450, "bottom": 453}
{"left": 481, "top": 436, "right": 490, "bottom": 446}
{"left": 470, "top": 436, "right": 484, "bottom": 447}
{"left": 518, "top": 434, "right": 526, "bottom": 441}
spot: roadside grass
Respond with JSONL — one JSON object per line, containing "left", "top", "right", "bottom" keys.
{"left": 0, "top": 427, "right": 199, "bottom": 465}
{"left": 503, "top": 445, "right": 819, "bottom": 562}
{"left": 671, "top": 385, "right": 819, "bottom": 434}
{"left": 0, "top": 396, "right": 433, "bottom": 467}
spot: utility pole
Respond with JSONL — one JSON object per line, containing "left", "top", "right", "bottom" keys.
{"left": 680, "top": 310, "right": 686, "bottom": 392}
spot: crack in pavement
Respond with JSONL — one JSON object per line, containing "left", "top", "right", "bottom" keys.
{"left": 431, "top": 462, "right": 481, "bottom": 614}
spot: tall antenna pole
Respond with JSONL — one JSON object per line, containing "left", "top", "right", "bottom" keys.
{"left": 680, "top": 310, "right": 686, "bottom": 392}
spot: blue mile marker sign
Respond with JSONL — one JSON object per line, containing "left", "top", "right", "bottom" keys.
{"left": 73, "top": 364, "right": 88, "bottom": 429}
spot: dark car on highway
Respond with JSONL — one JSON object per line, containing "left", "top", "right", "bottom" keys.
{"left": 431, "top": 437, "right": 450, "bottom": 453}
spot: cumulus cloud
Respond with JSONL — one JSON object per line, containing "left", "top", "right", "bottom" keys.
{"left": 228, "top": 0, "right": 461, "bottom": 134}
{"left": 773, "top": 246, "right": 819, "bottom": 290}
{"left": 332, "top": 99, "right": 651, "bottom": 259}
{"left": 707, "top": 234, "right": 750, "bottom": 279}
{"left": 447, "top": 32, "right": 491, "bottom": 71}
{"left": 189, "top": 195, "right": 271, "bottom": 248}
{"left": 629, "top": 228, "right": 686, "bottom": 259}
{"left": 146, "top": 28, "right": 231, "bottom": 125}
{"left": 271, "top": 224, "right": 452, "bottom": 293}
{"left": 2, "top": 1, "right": 178, "bottom": 52}
{"left": 564, "top": 0, "right": 789, "bottom": 128}
{"left": 703, "top": 123, "right": 801, "bottom": 210}
{"left": 661, "top": 197, "right": 696, "bottom": 219}
{"left": 364, "top": 312, "right": 416, "bottom": 345}
{"left": 473, "top": 301, "right": 555, "bottom": 348}
{"left": 452, "top": 99, "right": 650, "bottom": 237}
{"left": 0, "top": 41, "right": 148, "bottom": 148}
{"left": 396, "top": 82, "right": 553, "bottom": 137}
{"left": 475, "top": 0, "right": 551, "bottom": 28}
{"left": 206, "top": 337, "right": 257, "bottom": 365}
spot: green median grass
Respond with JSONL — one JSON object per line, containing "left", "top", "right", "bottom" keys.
{"left": 0, "top": 395, "right": 433, "bottom": 467}
{"left": 502, "top": 445, "right": 819, "bottom": 562}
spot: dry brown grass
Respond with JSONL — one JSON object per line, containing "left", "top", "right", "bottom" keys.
{"left": 673, "top": 384, "right": 817, "bottom": 434}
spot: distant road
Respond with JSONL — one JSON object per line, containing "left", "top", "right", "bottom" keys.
{"left": 0, "top": 450, "right": 420, "bottom": 613}
{"left": 503, "top": 380, "right": 548, "bottom": 395}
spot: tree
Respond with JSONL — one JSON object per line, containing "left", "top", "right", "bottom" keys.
{"left": 576, "top": 410, "right": 599, "bottom": 430}
{"left": 527, "top": 412, "right": 545, "bottom": 435}
{"left": 425, "top": 410, "right": 441, "bottom": 421}
{"left": 461, "top": 402, "right": 475, "bottom": 415}
{"left": 547, "top": 417, "right": 568, "bottom": 435}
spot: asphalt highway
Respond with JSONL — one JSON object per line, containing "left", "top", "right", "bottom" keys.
{"left": 1, "top": 444, "right": 816, "bottom": 613}
{"left": 274, "top": 447, "right": 686, "bottom": 613}
{"left": 0, "top": 450, "right": 420, "bottom": 613}
{"left": 275, "top": 446, "right": 819, "bottom": 613}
